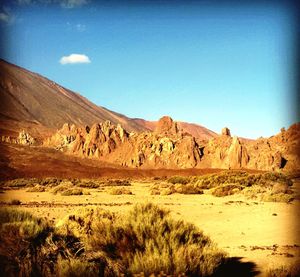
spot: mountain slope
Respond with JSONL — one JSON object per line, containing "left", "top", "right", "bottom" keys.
{"left": 0, "top": 59, "right": 146, "bottom": 133}
{"left": 0, "top": 59, "right": 216, "bottom": 140}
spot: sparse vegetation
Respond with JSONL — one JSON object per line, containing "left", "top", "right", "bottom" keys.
{"left": 266, "top": 264, "right": 300, "bottom": 277}
{"left": 150, "top": 171, "right": 294, "bottom": 201}
{"left": 211, "top": 184, "right": 244, "bottom": 197}
{"left": 167, "top": 176, "right": 190, "bottom": 185}
{"left": 150, "top": 181, "right": 203, "bottom": 195}
{"left": 0, "top": 204, "right": 228, "bottom": 276}
{"left": 26, "top": 184, "right": 46, "bottom": 192}
{"left": 10, "top": 199, "right": 21, "bottom": 205}
{"left": 61, "top": 188, "right": 85, "bottom": 196}
{"left": 106, "top": 179, "right": 131, "bottom": 186}
{"left": 109, "top": 187, "right": 133, "bottom": 195}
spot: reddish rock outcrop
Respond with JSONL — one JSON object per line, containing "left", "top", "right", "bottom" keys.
{"left": 43, "top": 117, "right": 300, "bottom": 171}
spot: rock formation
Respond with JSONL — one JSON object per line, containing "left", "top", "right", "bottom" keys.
{"left": 154, "top": 116, "right": 179, "bottom": 135}
{"left": 42, "top": 117, "right": 300, "bottom": 171}
{"left": 1, "top": 130, "right": 36, "bottom": 145}
{"left": 221, "top": 127, "right": 231, "bottom": 136}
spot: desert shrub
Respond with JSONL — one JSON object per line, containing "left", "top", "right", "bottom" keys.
{"left": 77, "top": 180, "right": 103, "bottom": 189}
{"left": 160, "top": 187, "right": 174, "bottom": 196}
{"left": 243, "top": 184, "right": 294, "bottom": 203}
{"left": 1, "top": 204, "right": 228, "bottom": 276}
{"left": 1, "top": 178, "right": 38, "bottom": 188}
{"left": 109, "top": 187, "right": 133, "bottom": 195}
{"left": 150, "top": 182, "right": 202, "bottom": 195}
{"left": 10, "top": 199, "right": 21, "bottom": 205}
{"left": 0, "top": 208, "right": 84, "bottom": 276}
{"left": 150, "top": 188, "right": 160, "bottom": 195}
{"left": 191, "top": 171, "right": 293, "bottom": 190}
{"left": 267, "top": 264, "right": 300, "bottom": 277}
{"left": 167, "top": 176, "right": 190, "bottom": 185}
{"left": 174, "top": 183, "right": 203, "bottom": 194}
{"left": 56, "top": 203, "right": 227, "bottom": 276}
{"left": 61, "top": 188, "right": 85, "bottom": 196}
{"left": 106, "top": 179, "right": 131, "bottom": 186}
{"left": 211, "top": 184, "right": 244, "bottom": 197}
{"left": 0, "top": 178, "right": 64, "bottom": 189}
{"left": 51, "top": 181, "right": 73, "bottom": 194}
{"left": 26, "top": 184, "right": 46, "bottom": 192}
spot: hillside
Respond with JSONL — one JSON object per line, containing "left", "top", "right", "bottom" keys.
{"left": 0, "top": 59, "right": 146, "bottom": 134}
{"left": 0, "top": 59, "right": 216, "bottom": 140}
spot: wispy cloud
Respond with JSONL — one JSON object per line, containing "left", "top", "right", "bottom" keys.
{"left": 15, "top": 0, "right": 89, "bottom": 9}
{"left": 60, "top": 0, "right": 89, "bottom": 9}
{"left": 59, "top": 53, "right": 91, "bottom": 65}
{"left": 0, "top": 8, "right": 15, "bottom": 24}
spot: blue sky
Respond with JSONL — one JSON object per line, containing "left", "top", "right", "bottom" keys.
{"left": 0, "top": 0, "right": 298, "bottom": 138}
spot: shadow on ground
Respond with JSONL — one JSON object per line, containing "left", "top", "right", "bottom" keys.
{"left": 213, "top": 257, "right": 260, "bottom": 277}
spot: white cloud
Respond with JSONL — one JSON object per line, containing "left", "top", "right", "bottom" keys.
{"left": 0, "top": 9, "right": 15, "bottom": 24}
{"left": 59, "top": 54, "right": 91, "bottom": 65}
{"left": 60, "top": 0, "right": 88, "bottom": 9}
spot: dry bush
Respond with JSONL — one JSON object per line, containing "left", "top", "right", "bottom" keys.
{"left": 191, "top": 171, "right": 292, "bottom": 190}
{"left": 51, "top": 181, "right": 73, "bottom": 194}
{"left": 174, "top": 183, "right": 203, "bottom": 194}
{"left": 266, "top": 264, "right": 300, "bottom": 277}
{"left": 243, "top": 185, "right": 294, "bottom": 203}
{"left": 211, "top": 184, "right": 244, "bottom": 197}
{"left": 187, "top": 171, "right": 295, "bottom": 202}
{"left": 109, "top": 187, "right": 133, "bottom": 195}
{"left": 61, "top": 188, "right": 85, "bottom": 196}
{"left": 76, "top": 180, "right": 104, "bottom": 189}
{"left": 56, "top": 203, "right": 227, "bottom": 276}
{"left": 26, "top": 184, "right": 46, "bottom": 192}
{"left": 0, "top": 207, "right": 85, "bottom": 276}
{"left": 1, "top": 178, "right": 63, "bottom": 189}
{"left": 105, "top": 179, "right": 131, "bottom": 186}
{"left": 150, "top": 182, "right": 202, "bottom": 195}
{"left": 10, "top": 199, "right": 21, "bottom": 205}
{"left": 1, "top": 204, "right": 228, "bottom": 276}
{"left": 167, "top": 176, "right": 190, "bottom": 185}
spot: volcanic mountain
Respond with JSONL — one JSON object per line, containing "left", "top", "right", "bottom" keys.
{"left": 0, "top": 59, "right": 216, "bottom": 140}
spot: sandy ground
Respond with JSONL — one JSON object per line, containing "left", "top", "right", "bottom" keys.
{"left": 0, "top": 181, "right": 299, "bottom": 276}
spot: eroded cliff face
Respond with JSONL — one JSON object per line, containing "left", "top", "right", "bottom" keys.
{"left": 41, "top": 118, "right": 300, "bottom": 171}
{"left": 43, "top": 117, "right": 202, "bottom": 169}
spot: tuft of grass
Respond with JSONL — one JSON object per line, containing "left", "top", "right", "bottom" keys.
{"left": 56, "top": 256, "right": 99, "bottom": 277}
{"left": 109, "top": 187, "right": 133, "bottom": 195}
